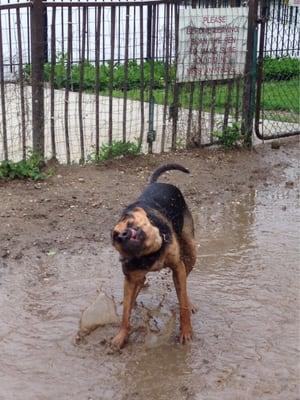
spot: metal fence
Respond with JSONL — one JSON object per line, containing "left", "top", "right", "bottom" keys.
{"left": 255, "top": 0, "right": 299, "bottom": 140}
{"left": 0, "top": 0, "right": 299, "bottom": 163}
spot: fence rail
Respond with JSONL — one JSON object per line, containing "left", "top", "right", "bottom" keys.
{"left": 0, "top": 0, "right": 299, "bottom": 163}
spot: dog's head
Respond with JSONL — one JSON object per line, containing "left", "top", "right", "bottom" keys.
{"left": 112, "top": 207, "right": 162, "bottom": 258}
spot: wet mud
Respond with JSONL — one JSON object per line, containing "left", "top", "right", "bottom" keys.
{"left": 0, "top": 139, "right": 299, "bottom": 399}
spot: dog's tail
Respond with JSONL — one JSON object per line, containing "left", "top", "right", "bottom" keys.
{"left": 149, "top": 163, "right": 190, "bottom": 184}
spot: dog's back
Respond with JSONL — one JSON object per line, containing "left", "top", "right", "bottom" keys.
{"left": 124, "top": 164, "right": 190, "bottom": 236}
{"left": 137, "top": 183, "right": 187, "bottom": 235}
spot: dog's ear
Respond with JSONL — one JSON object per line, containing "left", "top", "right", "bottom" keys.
{"left": 131, "top": 208, "right": 162, "bottom": 255}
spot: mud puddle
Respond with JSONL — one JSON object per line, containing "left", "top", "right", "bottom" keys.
{"left": 0, "top": 141, "right": 299, "bottom": 399}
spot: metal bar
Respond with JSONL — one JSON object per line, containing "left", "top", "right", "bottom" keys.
{"left": 0, "top": 11, "right": 8, "bottom": 160}
{"left": 78, "top": 5, "right": 81, "bottom": 61}
{"left": 50, "top": 6, "right": 57, "bottom": 160}
{"left": 186, "top": 82, "right": 195, "bottom": 148}
{"left": 133, "top": 6, "right": 136, "bottom": 59}
{"left": 255, "top": 0, "right": 267, "bottom": 140}
{"left": 117, "top": 6, "right": 121, "bottom": 63}
{"left": 27, "top": 4, "right": 31, "bottom": 64}
{"left": 8, "top": 5, "right": 13, "bottom": 73}
{"left": 122, "top": 5, "right": 130, "bottom": 143}
{"left": 155, "top": 2, "right": 159, "bottom": 59}
{"left": 275, "top": 0, "right": 281, "bottom": 57}
{"left": 31, "top": 0, "right": 45, "bottom": 158}
{"left": 61, "top": 6, "right": 64, "bottom": 57}
{"left": 86, "top": 7, "right": 89, "bottom": 62}
{"left": 108, "top": 6, "right": 116, "bottom": 147}
{"left": 102, "top": 5, "right": 105, "bottom": 64}
{"left": 0, "top": 3, "right": 30, "bottom": 10}
{"left": 43, "top": 0, "right": 48, "bottom": 63}
{"left": 223, "top": 81, "right": 233, "bottom": 133}
{"left": 146, "top": 5, "right": 152, "bottom": 60}
{"left": 16, "top": 8, "right": 26, "bottom": 160}
{"left": 171, "top": 3, "right": 179, "bottom": 150}
{"left": 287, "top": 6, "right": 292, "bottom": 56}
{"left": 292, "top": 7, "right": 298, "bottom": 57}
{"left": 197, "top": 81, "right": 204, "bottom": 146}
{"left": 45, "top": 1, "right": 171, "bottom": 8}
{"left": 78, "top": 6, "right": 87, "bottom": 163}
{"left": 241, "top": 0, "right": 258, "bottom": 147}
{"left": 161, "top": 2, "right": 170, "bottom": 152}
{"left": 235, "top": 78, "right": 240, "bottom": 121}
{"left": 139, "top": 5, "right": 145, "bottom": 148}
{"left": 210, "top": 82, "right": 216, "bottom": 142}
{"left": 64, "top": 6, "right": 72, "bottom": 165}
{"left": 95, "top": 6, "right": 101, "bottom": 155}
{"left": 148, "top": 4, "right": 156, "bottom": 154}
{"left": 269, "top": 0, "right": 275, "bottom": 55}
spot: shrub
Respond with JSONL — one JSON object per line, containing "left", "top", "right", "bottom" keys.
{"left": 0, "top": 153, "right": 46, "bottom": 180}
{"left": 213, "top": 122, "right": 241, "bottom": 149}
{"left": 263, "top": 57, "right": 300, "bottom": 81}
{"left": 89, "top": 140, "right": 140, "bottom": 162}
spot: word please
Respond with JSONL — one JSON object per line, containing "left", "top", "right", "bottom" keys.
{"left": 203, "top": 16, "right": 227, "bottom": 24}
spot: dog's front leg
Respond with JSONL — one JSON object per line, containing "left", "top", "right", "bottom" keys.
{"left": 111, "top": 276, "right": 142, "bottom": 349}
{"left": 172, "top": 262, "right": 192, "bottom": 344}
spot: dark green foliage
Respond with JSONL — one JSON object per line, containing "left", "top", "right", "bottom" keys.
{"left": 263, "top": 57, "right": 300, "bottom": 81}
{"left": 213, "top": 122, "right": 241, "bottom": 149}
{"left": 0, "top": 153, "right": 46, "bottom": 180}
{"left": 24, "top": 56, "right": 176, "bottom": 92}
{"left": 89, "top": 140, "right": 140, "bottom": 162}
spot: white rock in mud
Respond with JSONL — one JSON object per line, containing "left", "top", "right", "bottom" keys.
{"left": 78, "top": 292, "right": 119, "bottom": 337}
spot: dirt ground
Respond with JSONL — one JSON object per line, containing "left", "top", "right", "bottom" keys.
{"left": 0, "top": 138, "right": 299, "bottom": 400}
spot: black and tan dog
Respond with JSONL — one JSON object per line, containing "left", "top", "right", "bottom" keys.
{"left": 111, "top": 164, "right": 196, "bottom": 348}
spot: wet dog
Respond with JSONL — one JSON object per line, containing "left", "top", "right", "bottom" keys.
{"left": 111, "top": 164, "right": 196, "bottom": 348}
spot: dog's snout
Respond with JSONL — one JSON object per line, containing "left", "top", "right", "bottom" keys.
{"left": 118, "top": 229, "right": 131, "bottom": 241}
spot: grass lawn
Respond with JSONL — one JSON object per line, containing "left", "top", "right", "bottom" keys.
{"left": 101, "top": 78, "right": 299, "bottom": 120}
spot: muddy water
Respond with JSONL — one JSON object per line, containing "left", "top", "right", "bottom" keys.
{"left": 0, "top": 166, "right": 299, "bottom": 399}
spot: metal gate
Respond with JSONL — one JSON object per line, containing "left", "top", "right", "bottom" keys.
{"left": 255, "top": 0, "right": 300, "bottom": 140}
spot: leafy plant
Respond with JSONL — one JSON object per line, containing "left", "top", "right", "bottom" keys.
{"left": 89, "top": 140, "right": 140, "bottom": 162}
{"left": 0, "top": 153, "right": 46, "bottom": 180}
{"left": 213, "top": 122, "right": 241, "bottom": 149}
{"left": 263, "top": 57, "right": 300, "bottom": 81}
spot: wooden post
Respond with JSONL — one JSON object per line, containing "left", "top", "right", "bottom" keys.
{"left": 31, "top": 0, "right": 45, "bottom": 158}
{"left": 241, "top": 0, "right": 259, "bottom": 148}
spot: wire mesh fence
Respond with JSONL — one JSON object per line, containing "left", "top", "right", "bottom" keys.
{"left": 255, "top": 0, "right": 299, "bottom": 140}
{"left": 0, "top": 0, "right": 298, "bottom": 164}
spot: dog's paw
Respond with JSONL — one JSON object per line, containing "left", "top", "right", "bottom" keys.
{"left": 179, "top": 327, "right": 193, "bottom": 344}
{"left": 111, "top": 329, "right": 128, "bottom": 349}
{"left": 188, "top": 300, "right": 198, "bottom": 314}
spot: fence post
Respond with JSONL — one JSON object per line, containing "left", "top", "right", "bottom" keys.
{"left": 31, "top": 0, "right": 45, "bottom": 158}
{"left": 241, "top": 0, "right": 258, "bottom": 147}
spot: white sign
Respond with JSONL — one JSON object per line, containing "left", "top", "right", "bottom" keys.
{"left": 289, "top": 0, "right": 300, "bottom": 7}
{"left": 177, "top": 7, "right": 249, "bottom": 82}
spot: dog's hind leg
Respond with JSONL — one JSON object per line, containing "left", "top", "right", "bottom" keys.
{"left": 179, "top": 210, "right": 197, "bottom": 313}
{"left": 171, "top": 262, "right": 193, "bottom": 344}
{"left": 180, "top": 209, "right": 197, "bottom": 275}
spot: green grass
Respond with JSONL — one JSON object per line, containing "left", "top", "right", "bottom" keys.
{"left": 260, "top": 79, "right": 299, "bottom": 112}
{"left": 102, "top": 77, "right": 299, "bottom": 115}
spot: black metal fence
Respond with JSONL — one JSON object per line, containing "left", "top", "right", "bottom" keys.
{"left": 0, "top": 0, "right": 298, "bottom": 163}
{"left": 255, "top": 0, "right": 299, "bottom": 140}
